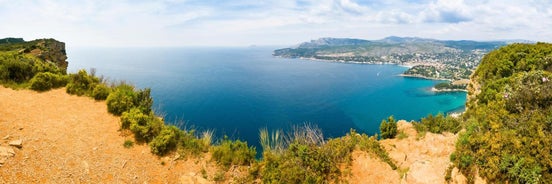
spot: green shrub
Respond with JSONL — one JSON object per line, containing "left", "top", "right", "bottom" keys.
{"left": 106, "top": 84, "right": 136, "bottom": 116}
{"left": 413, "top": 113, "right": 461, "bottom": 134}
{"left": 452, "top": 43, "right": 552, "bottom": 183}
{"left": 211, "top": 138, "right": 256, "bottom": 168}
{"left": 92, "top": 83, "right": 110, "bottom": 100}
{"left": 120, "top": 108, "right": 163, "bottom": 142}
{"left": 0, "top": 65, "right": 9, "bottom": 82}
{"left": 397, "top": 131, "right": 408, "bottom": 140}
{"left": 120, "top": 107, "right": 149, "bottom": 130}
{"left": 106, "top": 84, "right": 153, "bottom": 116}
{"left": 178, "top": 129, "right": 210, "bottom": 157}
{"left": 2, "top": 59, "right": 34, "bottom": 83}
{"left": 259, "top": 129, "right": 388, "bottom": 184}
{"left": 261, "top": 142, "right": 334, "bottom": 184}
{"left": 123, "top": 140, "right": 134, "bottom": 148}
{"left": 150, "top": 125, "right": 182, "bottom": 155}
{"left": 66, "top": 69, "right": 100, "bottom": 96}
{"left": 29, "top": 72, "right": 68, "bottom": 91}
{"left": 32, "top": 59, "right": 63, "bottom": 75}
{"left": 131, "top": 115, "right": 163, "bottom": 142}
{"left": 379, "top": 115, "right": 397, "bottom": 139}
{"left": 134, "top": 88, "right": 153, "bottom": 114}
{"left": 213, "top": 170, "right": 226, "bottom": 182}
{"left": 261, "top": 126, "right": 338, "bottom": 184}
{"left": 504, "top": 71, "right": 552, "bottom": 113}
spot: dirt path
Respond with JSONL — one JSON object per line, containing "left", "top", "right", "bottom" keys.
{"left": 0, "top": 87, "right": 212, "bottom": 183}
{"left": 347, "top": 121, "right": 472, "bottom": 184}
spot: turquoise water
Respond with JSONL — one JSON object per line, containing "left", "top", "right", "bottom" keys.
{"left": 67, "top": 46, "right": 466, "bottom": 148}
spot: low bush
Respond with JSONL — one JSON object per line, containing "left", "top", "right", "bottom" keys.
{"left": 0, "top": 51, "right": 64, "bottom": 85}
{"left": 261, "top": 142, "right": 336, "bottom": 184}
{"left": 178, "top": 129, "right": 210, "bottom": 157}
{"left": 259, "top": 129, "right": 397, "bottom": 183}
{"left": 106, "top": 84, "right": 153, "bottom": 116}
{"left": 211, "top": 138, "right": 256, "bottom": 168}
{"left": 150, "top": 125, "right": 182, "bottom": 155}
{"left": 66, "top": 69, "right": 100, "bottom": 96}
{"left": 2, "top": 59, "right": 34, "bottom": 83}
{"left": 134, "top": 88, "right": 153, "bottom": 114}
{"left": 413, "top": 113, "right": 461, "bottom": 134}
{"left": 92, "top": 83, "right": 110, "bottom": 100}
{"left": 120, "top": 107, "right": 149, "bottom": 130}
{"left": 131, "top": 115, "right": 163, "bottom": 142}
{"left": 32, "top": 59, "right": 63, "bottom": 75}
{"left": 123, "top": 140, "right": 134, "bottom": 148}
{"left": 106, "top": 84, "right": 137, "bottom": 116}
{"left": 379, "top": 115, "right": 397, "bottom": 139}
{"left": 120, "top": 108, "right": 163, "bottom": 142}
{"left": 0, "top": 65, "right": 8, "bottom": 82}
{"left": 29, "top": 72, "right": 68, "bottom": 91}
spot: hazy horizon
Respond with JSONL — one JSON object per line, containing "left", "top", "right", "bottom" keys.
{"left": 1, "top": 0, "right": 550, "bottom": 47}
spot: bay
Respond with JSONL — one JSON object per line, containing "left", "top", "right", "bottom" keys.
{"left": 67, "top": 46, "right": 466, "bottom": 149}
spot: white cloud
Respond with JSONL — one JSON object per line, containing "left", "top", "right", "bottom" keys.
{"left": 419, "top": 0, "right": 473, "bottom": 23}
{"left": 0, "top": 0, "right": 550, "bottom": 46}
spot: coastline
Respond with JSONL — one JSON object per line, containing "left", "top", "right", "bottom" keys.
{"left": 430, "top": 87, "right": 468, "bottom": 93}
{"left": 276, "top": 55, "right": 405, "bottom": 66}
{"left": 399, "top": 74, "right": 451, "bottom": 81}
{"left": 277, "top": 56, "right": 467, "bottom": 83}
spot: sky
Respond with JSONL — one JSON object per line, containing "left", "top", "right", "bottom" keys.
{"left": 0, "top": 0, "right": 551, "bottom": 47}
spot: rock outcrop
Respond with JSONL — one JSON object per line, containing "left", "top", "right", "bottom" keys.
{"left": 8, "top": 139, "right": 22, "bottom": 148}
{"left": 0, "top": 38, "right": 68, "bottom": 72}
{"left": 25, "top": 39, "right": 68, "bottom": 72}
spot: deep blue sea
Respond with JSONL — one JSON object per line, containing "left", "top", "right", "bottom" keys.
{"left": 67, "top": 46, "right": 466, "bottom": 149}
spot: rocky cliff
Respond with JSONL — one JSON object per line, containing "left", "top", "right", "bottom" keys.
{"left": 24, "top": 39, "right": 68, "bottom": 72}
{"left": 0, "top": 38, "right": 68, "bottom": 73}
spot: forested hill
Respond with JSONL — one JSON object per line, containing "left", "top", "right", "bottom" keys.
{"left": 274, "top": 37, "right": 513, "bottom": 80}
{"left": 450, "top": 42, "right": 552, "bottom": 183}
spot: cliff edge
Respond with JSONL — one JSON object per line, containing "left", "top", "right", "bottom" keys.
{"left": 0, "top": 38, "right": 68, "bottom": 72}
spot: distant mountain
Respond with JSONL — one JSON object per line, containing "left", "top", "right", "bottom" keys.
{"left": 296, "top": 38, "right": 371, "bottom": 48}
{"left": 275, "top": 36, "right": 508, "bottom": 58}
{"left": 274, "top": 36, "right": 515, "bottom": 80}
{"left": 0, "top": 37, "right": 25, "bottom": 44}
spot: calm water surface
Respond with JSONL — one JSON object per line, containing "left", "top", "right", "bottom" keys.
{"left": 67, "top": 46, "right": 466, "bottom": 148}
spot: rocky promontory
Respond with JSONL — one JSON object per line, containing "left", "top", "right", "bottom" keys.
{"left": 0, "top": 38, "right": 68, "bottom": 72}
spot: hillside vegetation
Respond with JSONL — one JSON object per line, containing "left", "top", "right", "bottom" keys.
{"left": 451, "top": 43, "right": 552, "bottom": 183}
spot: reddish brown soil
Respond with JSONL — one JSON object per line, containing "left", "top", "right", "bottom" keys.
{"left": 0, "top": 87, "right": 215, "bottom": 183}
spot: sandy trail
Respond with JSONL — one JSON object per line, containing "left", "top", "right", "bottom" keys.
{"left": 0, "top": 87, "right": 211, "bottom": 183}
{"left": 347, "top": 121, "right": 471, "bottom": 184}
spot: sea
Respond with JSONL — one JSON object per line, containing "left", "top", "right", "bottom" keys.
{"left": 67, "top": 46, "right": 466, "bottom": 149}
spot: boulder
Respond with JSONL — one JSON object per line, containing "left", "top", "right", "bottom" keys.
{"left": 9, "top": 139, "right": 22, "bottom": 148}
{"left": 0, "top": 146, "right": 15, "bottom": 166}
{"left": 0, "top": 146, "right": 15, "bottom": 157}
